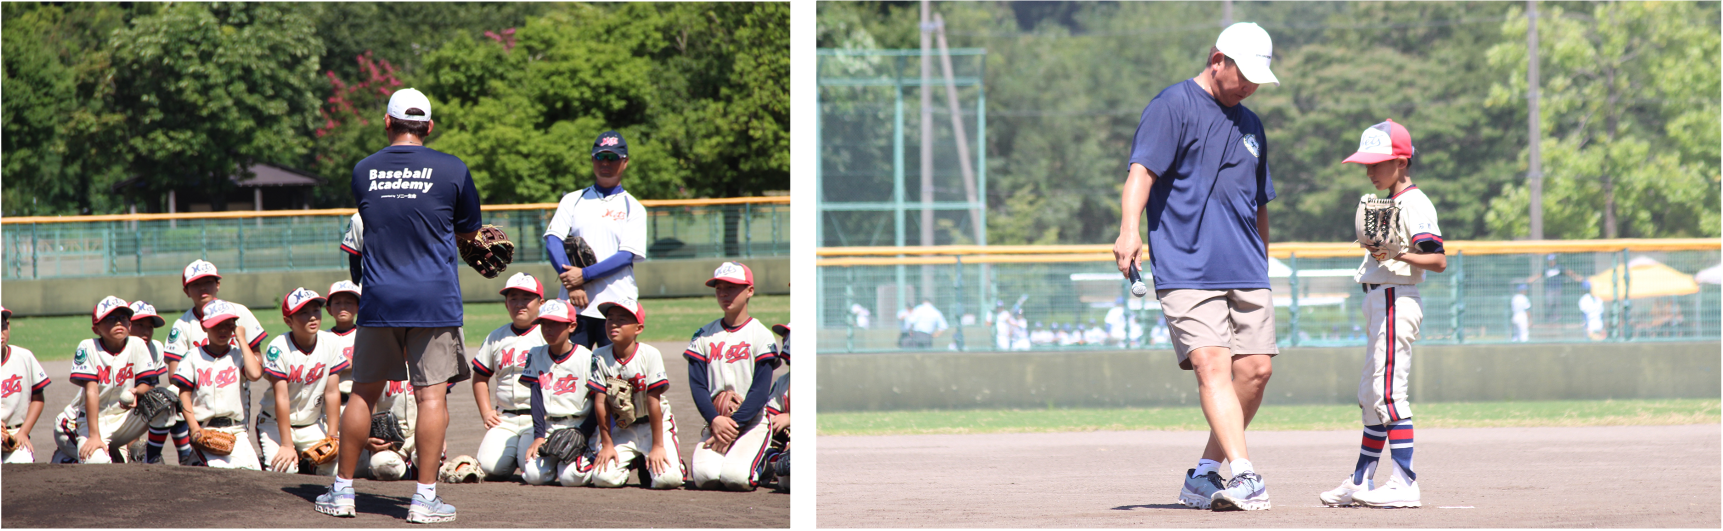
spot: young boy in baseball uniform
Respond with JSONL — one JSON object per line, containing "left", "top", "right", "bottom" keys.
{"left": 685, "top": 262, "right": 783, "bottom": 491}
{"left": 172, "top": 300, "right": 265, "bottom": 470}
{"left": 1319, "top": 119, "right": 1445, "bottom": 509}
{"left": 128, "top": 301, "right": 195, "bottom": 465}
{"left": 325, "top": 281, "right": 361, "bottom": 402}
{"left": 2, "top": 306, "right": 52, "bottom": 463}
{"left": 51, "top": 297, "right": 167, "bottom": 464}
{"left": 518, "top": 299, "right": 600, "bottom": 487}
{"left": 471, "top": 272, "right": 546, "bottom": 479}
{"left": 259, "top": 288, "right": 349, "bottom": 475}
{"left": 759, "top": 323, "right": 792, "bottom": 492}
{"left": 589, "top": 298, "right": 683, "bottom": 489}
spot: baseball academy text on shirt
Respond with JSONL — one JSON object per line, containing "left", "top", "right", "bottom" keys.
{"left": 366, "top": 167, "right": 438, "bottom": 196}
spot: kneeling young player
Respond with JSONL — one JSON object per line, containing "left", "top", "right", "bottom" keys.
{"left": 259, "top": 288, "right": 348, "bottom": 475}
{"left": 685, "top": 262, "right": 782, "bottom": 491}
{"left": 3, "top": 306, "right": 52, "bottom": 463}
{"left": 52, "top": 297, "right": 168, "bottom": 464}
{"left": 172, "top": 300, "right": 264, "bottom": 469}
{"left": 759, "top": 323, "right": 792, "bottom": 492}
{"left": 127, "top": 301, "right": 195, "bottom": 464}
{"left": 471, "top": 273, "right": 546, "bottom": 480}
{"left": 518, "top": 300, "right": 600, "bottom": 487}
{"left": 590, "top": 299, "right": 683, "bottom": 489}
{"left": 325, "top": 281, "right": 361, "bottom": 403}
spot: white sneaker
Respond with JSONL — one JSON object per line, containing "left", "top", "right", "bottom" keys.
{"left": 1318, "top": 477, "right": 1373, "bottom": 507}
{"left": 1353, "top": 481, "right": 1421, "bottom": 508}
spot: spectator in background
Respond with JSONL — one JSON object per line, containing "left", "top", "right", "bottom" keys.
{"left": 1510, "top": 283, "right": 1531, "bottom": 342}
{"left": 1031, "top": 322, "right": 1054, "bottom": 347}
{"left": 1009, "top": 309, "right": 1031, "bottom": 351}
{"left": 1577, "top": 280, "right": 1605, "bottom": 341}
{"left": 988, "top": 301, "right": 1013, "bottom": 351}
{"left": 849, "top": 304, "right": 871, "bottom": 329}
{"left": 902, "top": 298, "right": 947, "bottom": 349}
{"left": 1104, "top": 297, "right": 1129, "bottom": 347}
{"left": 1525, "top": 254, "right": 1584, "bottom": 324}
{"left": 1084, "top": 319, "right": 1107, "bottom": 346}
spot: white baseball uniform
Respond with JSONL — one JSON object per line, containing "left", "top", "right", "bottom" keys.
{"left": 51, "top": 337, "right": 162, "bottom": 464}
{"left": 542, "top": 186, "right": 648, "bottom": 316}
{"left": 517, "top": 343, "right": 599, "bottom": 487}
{"left": 340, "top": 213, "right": 364, "bottom": 256}
{"left": 471, "top": 323, "right": 545, "bottom": 479}
{"left": 684, "top": 317, "right": 782, "bottom": 491}
{"left": 171, "top": 344, "right": 260, "bottom": 470}
{"left": 328, "top": 326, "right": 358, "bottom": 395}
{"left": 359, "top": 379, "right": 419, "bottom": 481}
{"left": 1353, "top": 185, "right": 1442, "bottom": 426}
{"left": 164, "top": 302, "right": 269, "bottom": 388}
{"left": 591, "top": 342, "right": 683, "bottom": 489}
{"left": 257, "top": 332, "right": 349, "bottom": 474}
{"left": 3, "top": 345, "right": 51, "bottom": 463}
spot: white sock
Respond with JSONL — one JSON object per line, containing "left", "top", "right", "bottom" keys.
{"left": 333, "top": 476, "right": 353, "bottom": 491}
{"left": 1389, "top": 460, "right": 1414, "bottom": 486}
{"left": 1194, "top": 459, "right": 1221, "bottom": 477}
{"left": 417, "top": 482, "right": 437, "bottom": 500}
{"left": 1230, "top": 459, "right": 1255, "bottom": 477}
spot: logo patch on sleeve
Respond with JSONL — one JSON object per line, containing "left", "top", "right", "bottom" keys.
{"left": 1241, "top": 134, "right": 1261, "bottom": 158}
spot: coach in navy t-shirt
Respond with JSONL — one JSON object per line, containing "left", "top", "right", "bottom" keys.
{"left": 318, "top": 88, "right": 472, "bottom": 523}
{"left": 1111, "top": 23, "right": 1281, "bottom": 511}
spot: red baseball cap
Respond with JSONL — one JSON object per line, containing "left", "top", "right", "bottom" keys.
{"left": 705, "top": 261, "right": 754, "bottom": 287}
{"left": 1, "top": 306, "right": 10, "bottom": 319}
{"left": 771, "top": 323, "right": 790, "bottom": 337}
{"left": 535, "top": 299, "right": 577, "bottom": 323}
{"left": 128, "top": 301, "right": 166, "bottom": 328}
{"left": 93, "top": 296, "right": 132, "bottom": 323}
{"left": 199, "top": 300, "right": 242, "bottom": 329}
{"left": 1342, "top": 119, "right": 1415, "bottom": 165}
{"left": 281, "top": 287, "right": 327, "bottom": 317}
{"left": 597, "top": 298, "right": 645, "bottom": 325}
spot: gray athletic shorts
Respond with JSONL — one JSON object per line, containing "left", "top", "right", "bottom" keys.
{"left": 352, "top": 326, "right": 470, "bottom": 387}
{"left": 1156, "top": 288, "right": 1279, "bottom": 370}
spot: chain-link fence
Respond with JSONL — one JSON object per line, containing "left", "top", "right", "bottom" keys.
{"left": 817, "top": 243, "right": 1722, "bottom": 353}
{"left": 3, "top": 199, "right": 789, "bottom": 279}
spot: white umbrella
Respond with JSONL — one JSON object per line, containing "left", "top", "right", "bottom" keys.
{"left": 1696, "top": 263, "right": 1723, "bottom": 285}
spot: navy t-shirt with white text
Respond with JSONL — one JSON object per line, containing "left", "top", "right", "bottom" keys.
{"left": 1128, "top": 79, "right": 1275, "bottom": 291}
{"left": 351, "top": 144, "right": 483, "bottom": 327}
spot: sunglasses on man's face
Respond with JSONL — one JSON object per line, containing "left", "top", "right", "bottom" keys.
{"left": 593, "top": 152, "right": 622, "bottom": 162}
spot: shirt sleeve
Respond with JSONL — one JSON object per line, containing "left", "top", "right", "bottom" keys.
{"left": 163, "top": 324, "right": 188, "bottom": 360}
{"left": 644, "top": 349, "right": 670, "bottom": 393}
{"left": 341, "top": 213, "right": 363, "bottom": 255}
{"left": 686, "top": 358, "right": 717, "bottom": 423}
{"left": 1406, "top": 195, "right": 1444, "bottom": 254}
{"left": 453, "top": 168, "right": 484, "bottom": 234}
{"left": 239, "top": 310, "right": 269, "bottom": 350}
{"left": 730, "top": 362, "right": 777, "bottom": 425}
{"left": 27, "top": 355, "right": 51, "bottom": 393}
{"left": 542, "top": 192, "right": 579, "bottom": 241}
{"left": 1255, "top": 124, "right": 1276, "bottom": 205}
{"left": 172, "top": 360, "right": 197, "bottom": 390}
{"left": 262, "top": 341, "right": 290, "bottom": 380}
{"left": 472, "top": 333, "right": 497, "bottom": 377}
{"left": 1127, "top": 95, "right": 1183, "bottom": 179}
{"left": 682, "top": 330, "right": 707, "bottom": 363}
{"left": 69, "top": 343, "right": 97, "bottom": 383}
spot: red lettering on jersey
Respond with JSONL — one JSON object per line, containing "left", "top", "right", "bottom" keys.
{"left": 707, "top": 342, "right": 726, "bottom": 362}
{"left": 1, "top": 375, "right": 22, "bottom": 398}
{"left": 305, "top": 363, "right": 326, "bottom": 383}
{"left": 724, "top": 343, "right": 752, "bottom": 363}
{"left": 289, "top": 363, "right": 327, "bottom": 385}
{"left": 602, "top": 209, "right": 626, "bottom": 221}
{"left": 552, "top": 374, "right": 581, "bottom": 395}
{"left": 199, "top": 366, "right": 240, "bottom": 388}
{"left": 387, "top": 381, "right": 415, "bottom": 396}
{"left": 197, "top": 368, "right": 213, "bottom": 386}
{"left": 288, "top": 365, "right": 305, "bottom": 383}
{"left": 628, "top": 374, "right": 647, "bottom": 391}
{"left": 342, "top": 347, "right": 353, "bottom": 361}
{"left": 499, "top": 349, "right": 515, "bottom": 368}
{"left": 115, "top": 365, "right": 134, "bottom": 384}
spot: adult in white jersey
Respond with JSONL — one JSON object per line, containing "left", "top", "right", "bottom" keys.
{"left": 542, "top": 130, "right": 648, "bottom": 349}
{"left": 52, "top": 297, "right": 167, "bottom": 464}
{"left": 471, "top": 272, "right": 547, "bottom": 479}
{"left": 2, "top": 306, "right": 52, "bottom": 463}
{"left": 258, "top": 288, "right": 350, "bottom": 475}
{"left": 684, "top": 262, "right": 783, "bottom": 491}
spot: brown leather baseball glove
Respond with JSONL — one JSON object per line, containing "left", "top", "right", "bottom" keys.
{"left": 192, "top": 429, "right": 236, "bottom": 456}
{"left": 302, "top": 436, "right": 340, "bottom": 465}
{"left": 458, "top": 224, "right": 515, "bottom": 279}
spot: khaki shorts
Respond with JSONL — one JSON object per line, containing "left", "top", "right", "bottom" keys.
{"left": 353, "top": 326, "right": 470, "bottom": 387}
{"left": 1156, "top": 288, "right": 1279, "bottom": 370}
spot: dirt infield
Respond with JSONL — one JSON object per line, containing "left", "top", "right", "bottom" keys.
{"left": 818, "top": 424, "right": 1720, "bottom": 527}
{"left": 3, "top": 341, "right": 788, "bottom": 528}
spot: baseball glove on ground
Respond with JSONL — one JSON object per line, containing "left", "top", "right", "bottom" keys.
{"left": 439, "top": 455, "right": 484, "bottom": 483}
{"left": 458, "top": 224, "right": 515, "bottom": 279}
{"left": 131, "top": 387, "right": 179, "bottom": 423}
{"left": 542, "top": 427, "right": 586, "bottom": 463}
{"left": 192, "top": 429, "right": 236, "bottom": 455}
{"left": 605, "top": 377, "right": 638, "bottom": 429}
{"left": 1355, "top": 194, "right": 1407, "bottom": 263}
{"left": 303, "top": 436, "right": 340, "bottom": 465}
{"left": 563, "top": 235, "right": 599, "bottom": 268}
{"left": 371, "top": 412, "right": 407, "bottom": 451}
{"left": 3, "top": 431, "right": 16, "bottom": 453}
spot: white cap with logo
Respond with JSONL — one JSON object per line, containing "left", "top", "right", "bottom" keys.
{"left": 1215, "top": 22, "right": 1279, "bottom": 86}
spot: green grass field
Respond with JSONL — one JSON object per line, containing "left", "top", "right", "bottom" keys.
{"left": 819, "top": 398, "right": 1723, "bottom": 436}
{"left": 6, "top": 294, "right": 787, "bottom": 361}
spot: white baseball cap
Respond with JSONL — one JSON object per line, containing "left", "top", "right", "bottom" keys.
{"left": 597, "top": 297, "right": 646, "bottom": 325}
{"left": 327, "top": 280, "right": 362, "bottom": 299}
{"left": 1214, "top": 22, "right": 1279, "bottom": 86}
{"left": 199, "top": 300, "right": 241, "bottom": 329}
{"left": 705, "top": 261, "right": 754, "bottom": 288}
{"left": 128, "top": 300, "right": 166, "bottom": 328}
{"left": 499, "top": 272, "right": 544, "bottom": 298}
{"left": 387, "top": 88, "right": 433, "bottom": 122}
{"left": 93, "top": 296, "right": 132, "bottom": 323}
{"left": 281, "top": 287, "right": 326, "bottom": 317}
{"left": 535, "top": 299, "right": 577, "bottom": 324}
{"left": 182, "top": 259, "right": 221, "bottom": 286}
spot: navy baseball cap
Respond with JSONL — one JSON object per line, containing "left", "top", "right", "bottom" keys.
{"left": 592, "top": 130, "right": 628, "bottom": 158}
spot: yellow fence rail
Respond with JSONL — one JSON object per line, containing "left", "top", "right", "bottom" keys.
{"left": 817, "top": 239, "right": 1722, "bottom": 266}
{"left": 0, "top": 196, "right": 792, "bottom": 225}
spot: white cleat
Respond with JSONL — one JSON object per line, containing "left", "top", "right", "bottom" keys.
{"left": 1318, "top": 477, "right": 1373, "bottom": 507}
{"left": 1353, "top": 481, "right": 1421, "bottom": 508}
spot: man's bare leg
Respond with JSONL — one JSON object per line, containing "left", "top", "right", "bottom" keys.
{"left": 413, "top": 383, "right": 449, "bottom": 485}
{"left": 338, "top": 381, "right": 386, "bottom": 479}
{"left": 1200, "top": 354, "right": 1274, "bottom": 462}
{"left": 1189, "top": 347, "right": 1250, "bottom": 462}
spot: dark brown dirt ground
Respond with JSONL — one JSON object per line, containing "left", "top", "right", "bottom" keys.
{"left": 3, "top": 342, "right": 788, "bottom": 527}
{"left": 817, "top": 424, "right": 1720, "bottom": 528}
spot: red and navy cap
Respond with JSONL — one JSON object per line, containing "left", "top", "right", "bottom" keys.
{"left": 1342, "top": 119, "right": 1415, "bottom": 165}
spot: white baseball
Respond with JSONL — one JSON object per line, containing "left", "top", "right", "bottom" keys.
{"left": 120, "top": 390, "right": 136, "bottom": 408}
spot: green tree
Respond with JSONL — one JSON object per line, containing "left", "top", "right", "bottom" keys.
{"left": 110, "top": 2, "right": 325, "bottom": 210}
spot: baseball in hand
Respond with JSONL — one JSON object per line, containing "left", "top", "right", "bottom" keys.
{"left": 120, "top": 390, "right": 136, "bottom": 408}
